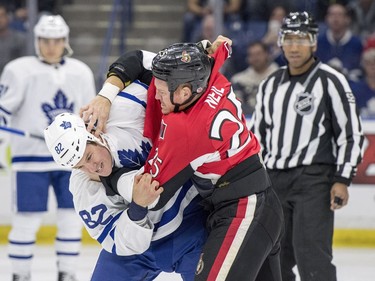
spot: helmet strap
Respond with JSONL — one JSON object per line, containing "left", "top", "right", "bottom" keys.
{"left": 299, "top": 48, "right": 315, "bottom": 68}
{"left": 171, "top": 91, "right": 201, "bottom": 113}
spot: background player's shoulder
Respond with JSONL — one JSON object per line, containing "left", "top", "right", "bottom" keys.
{"left": 3, "top": 56, "right": 39, "bottom": 72}
{"left": 65, "top": 57, "right": 93, "bottom": 73}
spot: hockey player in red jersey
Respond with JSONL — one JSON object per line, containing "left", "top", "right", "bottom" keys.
{"left": 141, "top": 42, "right": 284, "bottom": 281}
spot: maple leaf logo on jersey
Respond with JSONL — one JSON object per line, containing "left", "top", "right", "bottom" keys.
{"left": 118, "top": 141, "right": 152, "bottom": 168}
{"left": 42, "top": 90, "right": 74, "bottom": 124}
{"left": 59, "top": 121, "right": 71, "bottom": 130}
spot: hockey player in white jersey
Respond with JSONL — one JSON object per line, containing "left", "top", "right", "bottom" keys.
{"left": 44, "top": 71, "right": 207, "bottom": 280}
{"left": 0, "top": 15, "right": 96, "bottom": 281}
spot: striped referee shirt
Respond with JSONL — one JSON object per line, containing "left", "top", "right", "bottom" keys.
{"left": 250, "top": 59, "right": 364, "bottom": 185}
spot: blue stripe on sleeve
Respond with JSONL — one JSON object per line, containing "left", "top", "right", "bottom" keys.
{"left": 134, "top": 79, "right": 149, "bottom": 90}
{"left": 118, "top": 92, "right": 147, "bottom": 109}
{"left": 97, "top": 211, "right": 123, "bottom": 244}
{"left": 12, "top": 156, "right": 54, "bottom": 163}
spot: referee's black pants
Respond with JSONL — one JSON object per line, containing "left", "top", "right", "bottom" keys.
{"left": 268, "top": 164, "right": 337, "bottom": 281}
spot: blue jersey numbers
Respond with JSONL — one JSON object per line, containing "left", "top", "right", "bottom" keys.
{"left": 79, "top": 204, "right": 113, "bottom": 229}
{"left": 54, "top": 142, "right": 64, "bottom": 155}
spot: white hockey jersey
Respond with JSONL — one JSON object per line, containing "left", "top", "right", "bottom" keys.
{"left": 70, "top": 82, "right": 200, "bottom": 255}
{"left": 71, "top": 169, "right": 198, "bottom": 255}
{"left": 0, "top": 56, "right": 96, "bottom": 171}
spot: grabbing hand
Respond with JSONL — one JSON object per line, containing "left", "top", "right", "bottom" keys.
{"left": 79, "top": 95, "right": 111, "bottom": 137}
{"left": 132, "top": 173, "right": 164, "bottom": 208}
{"left": 207, "top": 35, "right": 233, "bottom": 54}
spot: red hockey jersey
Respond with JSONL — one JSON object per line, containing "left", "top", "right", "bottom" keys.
{"left": 144, "top": 42, "right": 261, "bottom": 208}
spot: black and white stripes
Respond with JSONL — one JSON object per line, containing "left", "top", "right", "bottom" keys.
{"left": 250, "top": 60, "right": 364, "bottom": 184}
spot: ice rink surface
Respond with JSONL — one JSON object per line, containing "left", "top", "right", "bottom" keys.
{"left": 0, "top": 245, "right": 374, "bottom": 280}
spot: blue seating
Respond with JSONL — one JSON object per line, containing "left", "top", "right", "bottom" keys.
{"left": 246, "top": 21, "right": 268, "bottom": 42}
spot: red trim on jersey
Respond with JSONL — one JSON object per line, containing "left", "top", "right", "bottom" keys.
{"left": 207, "top": 196, "right": 248, "bottom": 280}
{"left": 143, "top": 78, "right": 162, "bottom": 144}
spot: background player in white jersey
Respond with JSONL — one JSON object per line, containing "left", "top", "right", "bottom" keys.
{"left": 44, "top": 77, "right": 208, "bottom": 280}
{"left": 0, "top": 15, "right": 96, "bottom": 281}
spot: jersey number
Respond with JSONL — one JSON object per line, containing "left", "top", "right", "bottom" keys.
{"left": 210, "top": 90, "right": 248, "bottom": 156}
{"left": 79, "top": 204, "right": 113, "bottom": 229}
{"left": 149, "top": 90, "right": 248, "bottom": 176}
{"left": 54, "top": 143, "right": 64, "bottom": 154}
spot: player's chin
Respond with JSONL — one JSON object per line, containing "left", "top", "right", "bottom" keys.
{"left": 161, "top": 106, "right": 173, "bottom": 115}
{"left": 100, "top": 167, "right": 112, "bottom": 177}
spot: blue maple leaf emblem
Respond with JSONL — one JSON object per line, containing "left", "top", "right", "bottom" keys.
{"left": 118, "top": 141, "right": 152, "bottom": 168}
{"left": 60, "top": 121, "right": 72, "bottom": 130}
{"left": 42, "top": 90, "right": 74, "bottom": 124}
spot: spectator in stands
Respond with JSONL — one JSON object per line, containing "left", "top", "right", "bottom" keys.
{"left": 347, "top": 0, "right": 375, "bottom": 40}
{"left": 227, "top": 4, "right": 285, "bottom": 77}
{"left": 316, "top": 3, "right": 363, "bottom": 81}
{"left": 182, "top": 0, "right": 243, "bottom": 42}
{"left": 0, "top": 3, "right": 27, "bottom": 74}
{"left": 364, "top": 33, "right": 375, "bottom": 49}
{"left": 350, "top": 42, "right": 375, "bottom": 118}
{"left": 231, "top": 41, "right": 278, "bottom": 115}
{"left": 286, "top": 0, "right": 350, "bottom": 22}
{"left": 192, "top": 13, "right": 216, "bottom": 43}
{"left": 262, "top": 5, "right": 287, "bottom": 64}
{"left": 316, "top": 0, "right": 350, "bottom": 22}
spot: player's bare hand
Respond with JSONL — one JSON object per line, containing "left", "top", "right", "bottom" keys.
{"left": 132, "top": 173, "right": 163, "bottom": 208}
{"left": 330, "top": 182, "right": 349, "bottom": 211}
{"left": 79, "top": 95, "right": 111, "bottom": 137}
{"left": 208, "top": 35, "right": 232, "bottom": 54}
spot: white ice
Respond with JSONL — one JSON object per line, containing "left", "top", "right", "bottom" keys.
{"left": 0, "top": 245, "right": 374, "bottom": 280}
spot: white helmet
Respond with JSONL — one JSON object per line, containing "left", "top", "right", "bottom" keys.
{"left": 44, "top": 113, "right": 102, "bottom": 168}
{"left": 34, "top": 14, "right": 73, "bottom": 58}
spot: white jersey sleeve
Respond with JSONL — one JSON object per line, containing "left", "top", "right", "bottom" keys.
{"left": 70, "top": 169, "right": 155, "bottom": 255}
{"left": 102, "top": 81, "right": 152, "bottom": 169}
{"left": 140, "top": 50, "right": 156, "bottom": 70}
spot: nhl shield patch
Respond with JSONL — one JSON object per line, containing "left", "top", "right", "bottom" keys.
{"left": 294, "top": 91, "right": 315, "bottom": 115}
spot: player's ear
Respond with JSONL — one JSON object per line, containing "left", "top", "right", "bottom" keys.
{"left": 312, "top": 43, "right": 317, "bottom": 53}
{"left": 179, "top": 83, "right": 192, "bottom": 100}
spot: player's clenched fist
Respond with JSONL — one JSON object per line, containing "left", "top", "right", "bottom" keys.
{"left": 132, "top": 173, "right": 164, "bottom": 208}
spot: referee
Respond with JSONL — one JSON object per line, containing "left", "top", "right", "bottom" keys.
{"left": 250, "top": 11, "right": 364, "bottom": 281}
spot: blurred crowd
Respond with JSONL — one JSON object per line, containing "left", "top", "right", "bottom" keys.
{"left": 183, "top": 0, "right": 375, "bottom": 117}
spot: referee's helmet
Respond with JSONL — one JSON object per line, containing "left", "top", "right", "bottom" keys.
{"left": 44, "top": 113, "right": 103, "bottom": 168}
{"left": 278, "top": 11, "right": 319, "bottom": 47}
{"left": 152, "top": 43, "right": 212, "bottom": 95}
